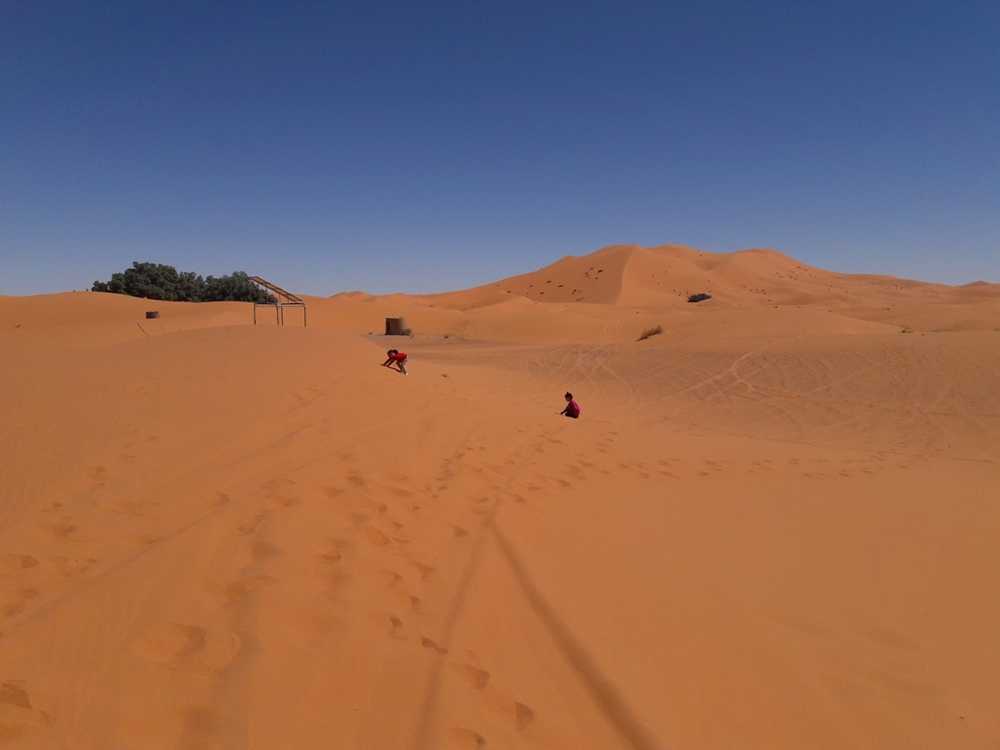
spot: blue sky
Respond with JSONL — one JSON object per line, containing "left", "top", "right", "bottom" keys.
{"left": 2, "top": 1, "right": 998, "bottom": 295}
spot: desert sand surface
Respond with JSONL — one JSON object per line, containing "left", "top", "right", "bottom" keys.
{"left": 2, "top": 244, "right": 999, "bottom": 749}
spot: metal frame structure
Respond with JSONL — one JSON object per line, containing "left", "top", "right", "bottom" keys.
{"left": 249, "top": 276, "right": 308, "bottom": 327}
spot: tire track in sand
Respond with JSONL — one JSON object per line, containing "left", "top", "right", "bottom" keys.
{"left": 411, "top": 426, "right": 664, "bottom": 750}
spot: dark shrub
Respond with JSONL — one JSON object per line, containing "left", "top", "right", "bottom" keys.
{"left": 93, "top": 263, "right": 273, "bottom": 303}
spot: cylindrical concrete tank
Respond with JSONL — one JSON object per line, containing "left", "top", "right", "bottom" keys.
{"left": 385, "top": 317, "right": 408, "bottom": 335}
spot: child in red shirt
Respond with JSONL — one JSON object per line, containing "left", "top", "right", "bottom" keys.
{"left": 560, "top": 392, "right": 581, "bottom": 418}
{"left": 383, "top": 349, "right": 408, "bottom": 375}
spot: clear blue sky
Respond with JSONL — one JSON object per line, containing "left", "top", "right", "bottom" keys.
{"left": 2, "top": 1, "right": 998, "bottom": 295}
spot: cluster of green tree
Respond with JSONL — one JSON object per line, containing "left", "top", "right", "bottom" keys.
{"left": 92, "top": 263, "right": 275, "bottom": 303}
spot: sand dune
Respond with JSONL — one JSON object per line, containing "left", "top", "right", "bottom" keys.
{"left": 2, "top": 245, "right": 999, "bottom": 748}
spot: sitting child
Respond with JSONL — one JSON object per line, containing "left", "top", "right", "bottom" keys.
{"left": 560, "top": 392, "right": 581, "bottom": 418}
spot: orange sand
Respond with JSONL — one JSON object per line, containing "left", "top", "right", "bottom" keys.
{"left": 1, "top": 244, "right": 999, "bottom": 748}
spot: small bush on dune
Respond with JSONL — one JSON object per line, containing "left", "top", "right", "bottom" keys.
{"left": 637, "top": 324, "right": 663, "bottom": 341}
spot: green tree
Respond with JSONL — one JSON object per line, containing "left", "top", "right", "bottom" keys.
{"left": 92, "top": 263, "right": 274, "bottom": 303}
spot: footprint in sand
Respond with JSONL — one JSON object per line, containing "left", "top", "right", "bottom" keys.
{"left": 3, "top": 588, "right": 40, "bottom": 619}
{"left": 412, "top": 562, "right": 435, "bottom": 581}
{"left": 88, "top": 466, "right": 109, "bottom": 485}
{"left": 514, "top": 702, "right": 536, "bottom": 731}
{"left": 365, "top": 527, "right": 391, "bottom": 546}
{"left": 318, "top": 556, "right": 351, "bottom": 593}
{"left": 252, "top": 540, "right": 281, "bottom": 561}
{"left": 318, "top": 545, "right": 343, "bottom": 566}
{"left": 237, "top": 512, "right": 267, "bottom": 536}
{"left": 0, "top": 682, "right": 52, "bottom": 740}
{"left": 421, "top": 637, "right": 448, "bottom": 655}
{"left": 449, "top": 728, "right": 486, "bottom": 748}
{"left": 262, "top": 477, "right": 296, "bottom": 497}
{"left": 181, "top": 705, "right": 219, "bottom": 744}
{"left": 452, "top": 525, "right": 469, "bottom": 539}
{"left": 222, "top": 573, "right": 276, "bottom": 607}
{"left": 456, "top": 664, "right": 490, "bottom": 690}
{"left": 388, "top": 615, "right": 404, "bottom": 636}
{"left": 321, "top": 537, "right": 353, "bottom": 562}
{"left": 47, "top": 521, "right": 77, "bottom": 539}
{"left": 132, "top": 623, "right": 241, "bottom": 672}
{"left": 0, "top": 682, "right": 33, "bottom": 711}
{"left": 1, "top": 554, "right": 39, "bottom": 571}
{"left": 51, "top": 556, "right": 98, "bottom": 577}
{"left": 379, "top": 569, "right": 403, "bottom": 587}
{"left": 132, "top": 623, "right": 206, "bottom": 664}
